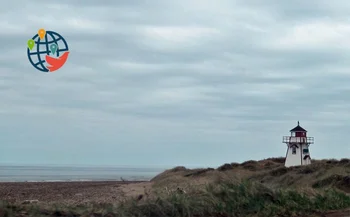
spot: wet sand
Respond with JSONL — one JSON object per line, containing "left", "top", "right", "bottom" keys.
{"left": 0, "top": 181, "right": 150, "bottom": 205}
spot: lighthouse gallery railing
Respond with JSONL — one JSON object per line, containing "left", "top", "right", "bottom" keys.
{"left": 282, "top": 136, "right": 314, "bottom": 144}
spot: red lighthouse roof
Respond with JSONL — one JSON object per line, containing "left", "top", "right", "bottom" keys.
{"left": 290, "top": 121, "right": 307, "bottom": 132}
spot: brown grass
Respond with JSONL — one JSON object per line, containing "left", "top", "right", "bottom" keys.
{"left": 151, "top": 157, "right": 350, "bottom": 194}
{"left": 1, "top": 157, "right": 349, "bottom": 216}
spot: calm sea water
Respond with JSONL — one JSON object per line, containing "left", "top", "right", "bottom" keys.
{"left": 0, "top": 165, "right": 166, "bottom": 182}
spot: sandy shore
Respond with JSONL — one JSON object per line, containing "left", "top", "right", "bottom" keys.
{"left": 0, "top": 181, "right": 151, "bottom": 205}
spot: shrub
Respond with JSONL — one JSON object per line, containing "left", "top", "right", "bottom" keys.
{"left": 270, "top": 167, "right": 288, "bottom": 176}
{"left": 297, "top": 165, "right": 318, "bottom": 174}
{"left": 339, "top": 158, "right": 350, "bottom": 165}
{"left": 262, "top": 161, "right": 279, "bottom": 169}
{"left": 325, "top": 159, "right": 339, "bottom": 164}
{"left": 184, "top": 168, "right": 214, "bottom": 177}
{"left": 217, "top": 163, "right": 234, "bottom": 171}
{"left": 169, "top": 166, "right": 188, "bottom": 172}
{"left": 241, "top": 160, "right": 258, "bottom": 171}
{"left": 265, "top": 157, "right": 285, "bottom": 164}
{"left": 312, "top": 175, "right": 344, "bottom": 188}
{"left": 241, "top": 160, "right": 258, "bottom": 166}
{"left": 230, "top": 162, "right": 240, "bottom": 168}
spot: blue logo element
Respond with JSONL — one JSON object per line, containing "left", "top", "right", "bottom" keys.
{"left": 27, "top": 29, "right": 69, "bottom": 73}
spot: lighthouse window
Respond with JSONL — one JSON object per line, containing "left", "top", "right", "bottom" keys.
{"left": 303, "top": 148, "right": 309, "bottom": 154}
{"left": 292, "top": 147, "right": 296, "bottom": 154}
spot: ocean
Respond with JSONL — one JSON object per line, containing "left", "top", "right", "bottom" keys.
{"left": 0, "top": 165, "right": 166, "bottom": 182}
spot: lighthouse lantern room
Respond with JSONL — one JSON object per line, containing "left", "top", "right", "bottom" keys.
{"left": 282, "top": 121, "right": 314, "bottom": 167}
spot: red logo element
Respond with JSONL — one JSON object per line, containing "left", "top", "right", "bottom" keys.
{"left": 45, "top": 51, "right": 70, "bottom": 72}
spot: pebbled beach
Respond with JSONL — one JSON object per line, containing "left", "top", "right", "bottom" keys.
{"left": 0, "top": 181, "right": 150, "bottom": 205}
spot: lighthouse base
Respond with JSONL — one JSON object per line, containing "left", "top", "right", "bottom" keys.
{"left": 285, "top": 158, "right": 311, "bottom": 167}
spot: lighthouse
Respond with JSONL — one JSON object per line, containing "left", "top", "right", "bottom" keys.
{"left": 283, "top": 121, "right": 314, "bottom": 167}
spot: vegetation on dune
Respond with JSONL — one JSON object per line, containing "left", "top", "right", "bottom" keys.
{"left": 115, "top": 181, "right": 350, "bottom": 217}
{"left": 1, "top": 180, "right": 349, "bottom": 217}
{"left": 0, "top": 157, "right": 349, "bottom": 217}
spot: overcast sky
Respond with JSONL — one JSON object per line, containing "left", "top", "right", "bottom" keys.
{"left": 0, "top": 0, "right": 349, "bottom": 168}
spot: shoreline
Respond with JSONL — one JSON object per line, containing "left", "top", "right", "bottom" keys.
{"left": 0, "top": 180, "right": 151, "bottom": 183}
{"left": 0, "top": 164, "right": 164, "bottom": 184}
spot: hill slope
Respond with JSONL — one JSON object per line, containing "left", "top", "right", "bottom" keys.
{"left": 151, "top": 157, "right": 350, "bottom": 194}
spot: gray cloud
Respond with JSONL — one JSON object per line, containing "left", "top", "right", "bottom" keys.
{"left": 0, "top": 0, "right": 349, "bottom": 167}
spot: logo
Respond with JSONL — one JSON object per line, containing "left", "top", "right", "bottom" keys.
{"left": 27, "top": 28, "right": 69, "bottom": 73}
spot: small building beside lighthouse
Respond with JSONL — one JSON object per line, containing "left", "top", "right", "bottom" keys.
{"left": 283, "top": 121, "right": 314, "bottom": 167}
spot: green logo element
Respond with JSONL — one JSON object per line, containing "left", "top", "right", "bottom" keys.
{"left": 27, "top": 39, "right": 35, "bottom": 50}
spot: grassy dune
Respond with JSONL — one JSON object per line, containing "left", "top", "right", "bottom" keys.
{"left": 0, "top": 157, "right": 349, "bottom": 217}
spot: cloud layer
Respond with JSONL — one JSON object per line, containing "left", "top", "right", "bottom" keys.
{"left": 1, "top": 0, "right": 349, "bottom": 167}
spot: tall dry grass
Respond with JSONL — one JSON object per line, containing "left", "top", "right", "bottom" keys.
{"left": 1, "top": 180, "right": 349, "bottom": 217}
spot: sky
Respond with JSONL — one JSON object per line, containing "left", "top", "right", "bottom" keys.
{"left": 0, "top": 0, "right": 349, "bottom": 168}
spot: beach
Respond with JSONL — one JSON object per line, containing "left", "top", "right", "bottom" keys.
{"left": 0, "top": 165, "right": 161, "bottom": 207}
{"left": 0, "top": 181, "right": 151, "bottom": 205}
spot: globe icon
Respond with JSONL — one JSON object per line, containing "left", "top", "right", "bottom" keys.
{"left": 27, "top": 30, "right": 69, "bottom": 72}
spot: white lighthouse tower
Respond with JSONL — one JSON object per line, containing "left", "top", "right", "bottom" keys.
{"left": 283, "top": 121, "right": 314, "bottom": 167}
